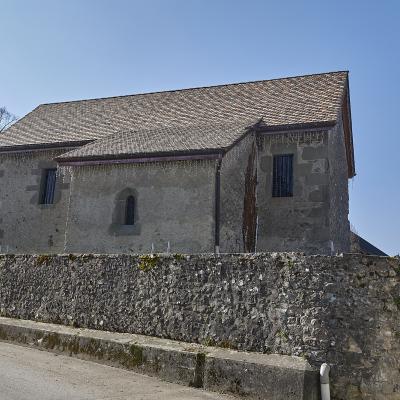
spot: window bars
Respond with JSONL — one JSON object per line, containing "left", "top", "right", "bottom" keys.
{"left": 40, "top": 168, "right": 57, "bottom": 204}
{"left": 272, "top": 154, "right": 293, "bottom": 197}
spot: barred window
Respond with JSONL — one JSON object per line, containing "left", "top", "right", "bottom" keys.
{"left": 125, "top": 196, "right": 135, "bottom": 225}
{"left": 40, "top": 169, "right": 57, "bottom": 204}
{"left": 272, "top": 154, "right": 293, "bottom": 197}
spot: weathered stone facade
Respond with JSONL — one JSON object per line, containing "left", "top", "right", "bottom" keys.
{"left": 0, "top": 253, "right": 399, "bottom": 399}
{"left": 0, "top": 120, "right": 351, "bottom": 255}
{"left": 0, "top": 72, "right": 356, "bottom": 255}
{"left": 256, "top": 126, "right": 350, "bottom": 255}
{"left": 64, "top": 160, "right": 216, "bottom": 254}
{"left": 0, "top": 149, "right": 72, "bottom": 253}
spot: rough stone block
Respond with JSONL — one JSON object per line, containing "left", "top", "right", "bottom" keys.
{"left": 204, "top": 349, "right": 319, "bottom": 400}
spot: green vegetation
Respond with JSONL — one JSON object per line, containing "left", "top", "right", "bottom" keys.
{"left": 36, "top": 254, "right": 52, "bottom": 266}
{"left": 202, "top": 337, "right": 216, "bottom": 347}
{"left": 201, "top": 337, "right": 237, "bottom": 350}
{"left": 138, "top": 254, "right": 160, "bottom": 271}
{"left": 44, "top": 333, "right": 61, "bottom": 349}
{"left": 68, "top": 254, "right": 77, "bottom": 262}
{"left": 218, "top": 340, "right": 238, "bottom": 350}
{"left": 276, "top": 329, "right": 288, "bottom": 342}
{"left": 286, "top": 259, "right": 295, "bottom": 268}
{"left": 129, "top": 344, "right": 144, "bottom": 366}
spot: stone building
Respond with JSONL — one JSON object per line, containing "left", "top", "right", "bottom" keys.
{"left": 0, "top": 71, "right": 356, "bottom": 255}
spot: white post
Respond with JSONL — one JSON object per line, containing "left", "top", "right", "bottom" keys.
{"left": 320, "top": 363, "right": 330, "bottom": 400}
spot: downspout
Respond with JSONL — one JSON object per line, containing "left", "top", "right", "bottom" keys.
{"left": 320, "top": 363, "right": 331, "bottom": 400}
{"left": 254, "top": 134, "right": 259, "bottom": 253}
{"left": 214, "top": 157, "right": 222, "bottom": 255}
{"left": 63, "top": 166, "right": 74, "bottom": 253}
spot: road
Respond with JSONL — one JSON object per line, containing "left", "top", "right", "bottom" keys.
{"left": 0, "top": 341, "right": 234, "bottom": 400}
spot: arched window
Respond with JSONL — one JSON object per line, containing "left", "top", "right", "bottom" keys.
{"left": 125, "top": 196, "right": 135, "bottom": 225}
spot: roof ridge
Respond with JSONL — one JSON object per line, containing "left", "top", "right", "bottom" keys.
{"left": 38, "top": 70, "right": 349, "bottom": 107}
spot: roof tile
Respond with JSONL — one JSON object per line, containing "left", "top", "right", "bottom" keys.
{"left": 56, "top": 120, "right": 260, "bottom": 161}
{"left": 0, "top": 71, "right": 348, "bottom": 152}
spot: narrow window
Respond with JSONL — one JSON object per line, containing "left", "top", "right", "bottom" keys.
{"left": 125, "top": 196, "right": 135, "bottom": 225}
{"left": 272, "top": 154, "right": 293, "bottom": 197}
{"left": 40, "top": 168, "right": 57, "bottom": 204}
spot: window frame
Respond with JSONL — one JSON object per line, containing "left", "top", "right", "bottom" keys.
{"left": 39, "top": 168, "right": 57, "bottom": 205}
{"left": 272, "top": 154, "right": 294, "bottom": 198}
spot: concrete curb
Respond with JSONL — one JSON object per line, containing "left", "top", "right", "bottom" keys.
{"left": 0, "top": 317, "right": 319, "bottom": 399}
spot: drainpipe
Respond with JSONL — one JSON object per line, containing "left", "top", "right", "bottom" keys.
{"left": 320, "top": 363, "right": 330, "bottom": 400}
{"left": 253, "top": 135, "right": 259, "bottom": 253}
{"left": 214, "top": 158, "right": 222, "bottom": 255}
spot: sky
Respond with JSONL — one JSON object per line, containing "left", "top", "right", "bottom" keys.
{"left": 1, "top": 0, "right": 399, "bottom": 255}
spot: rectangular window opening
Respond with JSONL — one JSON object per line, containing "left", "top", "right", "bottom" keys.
{"left": 272, "top": 154, "right": 293, "bottom": 197}
{"left": 40, "top": 168, "right": 57, "bottom": 205}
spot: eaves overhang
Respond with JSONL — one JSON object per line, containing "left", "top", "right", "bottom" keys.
{"left": 56, "top": 149, "right": 225, "bottom": 167}
{"left": 0, "top": 140, "right": 92, "bottom": 155}
{"left": 256, "top": 120, "right": 336, "bottom": 133}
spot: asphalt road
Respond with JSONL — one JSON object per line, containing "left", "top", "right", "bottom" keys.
{"left": 0, "top": 341, "right": 233, "bottom": 400}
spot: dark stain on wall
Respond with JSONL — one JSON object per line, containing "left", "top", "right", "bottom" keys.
{"left": 242, "top": 142, "right": 257, "bottom": 252}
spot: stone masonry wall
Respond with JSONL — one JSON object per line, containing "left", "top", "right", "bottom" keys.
{"left": 64, "top": 160, "right": 216, "bottom": 254}
{"left": 256, "top": 130, "right": 334, "bottom": 255}
{"left": 220, "top": 133, "right": 255, "bottom": 253}
{"left": 327, "top": 112, "right": 351, "bottom": 253}
{"left": 0, "top": 253, "right": 399, "bottom": 399}
{"left": 0, "top": 150, "right": 71, "bottom": 253}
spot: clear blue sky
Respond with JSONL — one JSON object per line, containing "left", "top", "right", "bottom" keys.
{"left": 1, "top": 0, "right": 399, "bottom": 254}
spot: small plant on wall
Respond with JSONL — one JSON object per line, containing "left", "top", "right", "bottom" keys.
{"left": 137, "top": 254, "right": 160, "bottom": 272}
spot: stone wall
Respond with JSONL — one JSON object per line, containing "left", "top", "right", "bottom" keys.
{"left": 0, "top": 121, "right": 351, "bottom": 256}
{"left": 256, "top": 129, "right": 336, "bottom": 255}
{"left": 64, "top": 160, "right": 216, "bottom": 254}
{"left": 327, "top": 112, "right": 351, "bottom": 253}
{"left": 0, "top": 253, "right": 398, "bottom": 399}
{"left": 0, "top": 150, "right": 71, "bottom": 253}
{"left": 220, "top": 133, "right": 255, "bottom": 253}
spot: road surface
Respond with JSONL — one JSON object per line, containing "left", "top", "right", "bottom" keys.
{"left": 0, "top": 341, "right": 233, "bottom": 400}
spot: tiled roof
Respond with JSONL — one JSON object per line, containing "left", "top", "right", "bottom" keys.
{"left": 56, "top": 120, "right": 260, "bottom": 162}
{"left": 0, "top": 71, "right": 348, "bottom": 152}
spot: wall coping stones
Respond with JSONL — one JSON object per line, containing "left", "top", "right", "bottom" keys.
{"left": 0, "top": 316, "right": 319, "bottom": 400}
